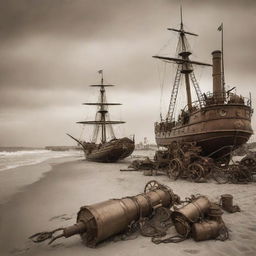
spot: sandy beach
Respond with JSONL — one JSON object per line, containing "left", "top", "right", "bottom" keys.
{"left": 0, "top": 154, "right": 256, "bottom": 256}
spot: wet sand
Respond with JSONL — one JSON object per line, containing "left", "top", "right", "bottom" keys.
{"left": 0, "top": 156, "right": 256, "bottom": 256}
{"left": 0, "top": 156, "right": 82, "bottom": 205}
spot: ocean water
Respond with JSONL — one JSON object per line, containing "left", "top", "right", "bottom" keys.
{"left": 0, "top": 149, "right": 83, "bottom": 171}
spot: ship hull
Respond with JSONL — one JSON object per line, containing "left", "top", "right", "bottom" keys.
{"left": 84, "top": 137, "right": 135, "bottom": 163}
{"left": 155, "top": 104, "right": 253, "bottom": 159}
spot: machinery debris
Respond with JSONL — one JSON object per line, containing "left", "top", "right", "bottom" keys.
{"left": 30, "top": 180, "right": 239, "bottom": 248}
{"left": 30, "top": 180, "right": 179, "bottom": 247}
{"left": 121, "top": 142, "right": 256, "bottom": 184}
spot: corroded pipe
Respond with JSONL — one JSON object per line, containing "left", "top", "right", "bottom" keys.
{"left": 212, "top": 50, "right": 223, "bottom": 101}
{"left": 30, "top": 181, "right": 178, "bottom": 247}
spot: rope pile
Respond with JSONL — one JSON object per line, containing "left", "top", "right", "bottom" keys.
{"left": 119, "top": 193, "right": 236, "bottom": 244}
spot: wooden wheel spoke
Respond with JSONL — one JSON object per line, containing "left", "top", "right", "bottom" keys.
{"left": 188, "top": 163, "right": 204, "bottom": 182}
{"left": 240, "top": 157, "right": 256, "bottom": 168}
{"left": 144, "top": 180, "right": 160, "bottom": 193}
{"left": 168, "top": 158, "right": 182, "bottom": 180}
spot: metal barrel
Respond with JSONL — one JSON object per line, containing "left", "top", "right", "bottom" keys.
{"left": 192, "top": 220, "right": 224, "bottom": 241}
{"left": 172, "top": 196, "right": 211, "bottom": 223}
{"left": 171, "top": 196, "right": 211, "bottom": 237}
{"left": 220, "top": 194, "right": 233, "bottom": 212}
{"left": 65, "top": 187, "right": 176, "bottom": 247}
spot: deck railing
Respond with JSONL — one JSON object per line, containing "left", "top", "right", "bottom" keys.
{"left": 156, "top": 92, "right": 252, "bottom": 129}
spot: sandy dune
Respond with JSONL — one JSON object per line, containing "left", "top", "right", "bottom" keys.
{"left": 0, "top": 155, "right": 255, "bottom": 256}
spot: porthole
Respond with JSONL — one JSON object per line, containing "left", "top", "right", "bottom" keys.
{"left": 219, "top": 109, "right": 227, "bottom": 117}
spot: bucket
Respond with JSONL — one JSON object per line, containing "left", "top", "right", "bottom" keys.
{"left": 220, "top": 194, "right": 240, "bottom": 213}
{"left": 220, "top": 194, "right": 233, "bottom": 212}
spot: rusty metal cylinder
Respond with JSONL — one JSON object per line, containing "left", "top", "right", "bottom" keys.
{"left": 220, "top": 194, "right": 233, "bottom": 212}
{"left": 171, "top": 196, "right": 211, "bottom": 237}
{"left": 192, "top": 220, "right": 224, "bottom": 241}
{"left": 212, "top": 50, "right": 223, "bottom": 97}
{"left": 172, "top": 196, "right": 211, "bottom": 223}
{"left": 75, "top": 188, "right": 175, "bottom": 247}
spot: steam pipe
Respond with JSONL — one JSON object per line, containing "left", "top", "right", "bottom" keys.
{"left": 212, "top": 50, "right": 224, "bottom": 102}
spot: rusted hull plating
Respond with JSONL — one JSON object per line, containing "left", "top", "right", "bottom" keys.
{"left": 155, "top": 104, "right": 253, "bottom": 158}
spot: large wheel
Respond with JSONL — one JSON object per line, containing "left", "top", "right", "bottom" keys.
{"left": 240, "top": 156, "right": 256, "bottom": 169}
{"left": 188, "top": 163, "right": 204, "bottom": 182}
{"left": 144, "top": 180, "right": 160, "bottom": 193}
{"left": 168, "top": 158, "right": 182, "bottom": 180}
{"left": 230, "top": 165, "right": 252, "bottom": 183}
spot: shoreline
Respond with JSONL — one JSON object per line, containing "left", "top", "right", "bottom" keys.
{"left": 0, "top": 156, "right": 256, "bottom": 256}
{"left": 0, "top": 149, "right": 84, "bottom": 172}
{"left": 0, "top": 155, "right": 82, "bottom": 205}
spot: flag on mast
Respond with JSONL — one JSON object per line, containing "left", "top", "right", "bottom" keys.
{"left": 218, "top": 24, "right": 223, "bottom": 31}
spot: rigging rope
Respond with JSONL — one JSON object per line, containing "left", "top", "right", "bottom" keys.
{"left": 103, "top": 93, "right": 116, "bottom": 139}
{"left": 78, "top": 125, "right": 85, "bottom": 142}
{"left": 91, "top": 94, "right": 102, "bottom": 143}
{"left": 157, "top": 61, "right": 167, "bottom": 121}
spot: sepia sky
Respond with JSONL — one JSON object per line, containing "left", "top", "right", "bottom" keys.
{"left": 0, "top": 0, "right": 255, "bottom": 147}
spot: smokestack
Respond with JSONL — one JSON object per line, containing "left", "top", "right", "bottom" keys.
{"left": 212, "top": 50, "right": 222, "bottom": 96}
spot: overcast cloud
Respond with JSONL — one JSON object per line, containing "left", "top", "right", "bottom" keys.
{"left": 0, "top": 0, "right": 255, "bottom": 146}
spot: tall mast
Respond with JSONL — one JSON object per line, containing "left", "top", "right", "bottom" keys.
{"left": 153, "top": 7, "right": 211, "bottom": 121}
{"left": 179, "top": 7, "right": 192, "bottom": 111}
{"left": 77, "top": 71, "right": 125, "bottom": 144}
{"left": 99, "top": 70, "right": 107, "bottom": 143}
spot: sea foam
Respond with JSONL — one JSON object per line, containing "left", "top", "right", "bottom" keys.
{"left": 0, "top": 149, "right": 82, "bottom": 171}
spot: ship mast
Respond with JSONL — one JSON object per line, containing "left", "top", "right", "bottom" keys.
{"left": 179, "top": 7, "right": 192, "bottom": 111}
{"left": 99, "top": 71, "right": 107, "bottom": 143}
{"left": 78, "top": 70, "right": 125, "bottom": 144}
{"left": 218, "top": 22, "right": 225, "bottom": 94}
{"left": 153, "top": 7, "right": 212, "bottom": 122}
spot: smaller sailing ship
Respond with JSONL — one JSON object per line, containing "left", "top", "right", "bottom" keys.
{"left": 68, "top": 70, "right": 135, "bottom": 162}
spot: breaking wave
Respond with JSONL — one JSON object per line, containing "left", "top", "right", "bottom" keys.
{"left": 0, "top": 150, "right": 51, "bottom": 157}
{"left": 0, "top": 149, "right": 82, "bottom": 172}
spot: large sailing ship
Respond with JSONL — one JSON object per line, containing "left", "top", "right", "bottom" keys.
{"left": 68, "top": 71, "right": 135, "bottom": 162}
{"left": 154, "top": 11, "right": 253, "bottom": 162}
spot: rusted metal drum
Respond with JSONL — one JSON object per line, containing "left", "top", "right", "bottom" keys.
{"left": 220, "top": 194, "right": 233, "bottom": 212}
{"left": 172, "top": 196, "right": 211, "bottom": 223}
{"left": 76, "top": 188, "right": 175, "bottom": 247}
{"left": 192, "top": 220, "right": 224, "bottom": 241}
{"left": 171, "top": 196, "right": 211, "bottom": 237}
